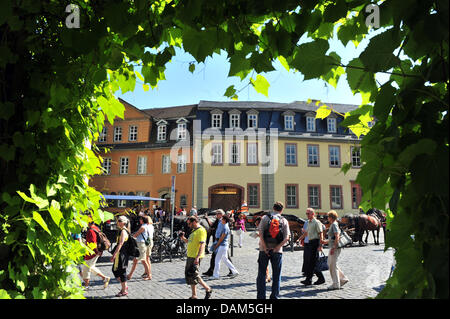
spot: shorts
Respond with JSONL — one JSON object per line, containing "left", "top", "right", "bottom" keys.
{"left": 136, "top": 240, "right": 153, "bottom": 261}
{"left": 185, "top": 257, "right": 202, "bottom": 285}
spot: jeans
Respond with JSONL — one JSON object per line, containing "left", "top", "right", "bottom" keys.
{"left": 256, "top": 251, "right": 283, "bottom": 299}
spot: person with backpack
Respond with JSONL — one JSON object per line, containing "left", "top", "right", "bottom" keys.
{"left": 256, "top": 201, "right": 290, "bottom": 299}
{"left": 110, "top": 215, "right": 131, "bottom": 297}
{"left": 127, "top": 215, "right": 154, "bottom": 281}
{"left": 81, "top": 218, "right": 111, "bottom": 290}
{"left": 298, "top": 208, "right": 326, "bottom": 286}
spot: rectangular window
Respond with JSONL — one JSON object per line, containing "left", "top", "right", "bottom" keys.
{"left": 177, "top": 123, "right": 187, "bottom": 140}
{"left": 162, "top": 155, "right": 171, "bottom": 173}
{"left": 180, "top": 195, "right": 187, "bottom": 207}
{"left": 307, "top": 144, "right": 320, "bottom": 166}
{"left": 118, "top": 192, "right": 126, "bottom": 208}
{"left": 114, "top": 127, "right": 122, "bottom": 142}
{"left": 211, "top": 143, "right": 223, "bottom": 165}
{"left": 286, "top": 184, "right": 298, "bottom": 208}
{"left": 327, "top": 118, "right": 337, "bottom": 133}
{"left": 285, "top": 143, "right": 297, "bottom": 166}
{"left": 157, "top": 125, "right": 166, "bottom": 141}
{"left": 129, "top": 125, "right": 138, "bottom": 141}
{"left": 247, "top": 143, "right": 257, "bottom": 165}
{"left": 329, "top": 145, "right": 341, "bottom": 167}
{"left": 230, "top": 143, "right": 240, "bottom": 165}
{"left": 284, "top": 115, "right": 294, "bottom": 130}
{"left": 307, "top": 117, "right": 316, "bottom": 132}
{"left": 248, "top": 114, "right": 257, "bottom": 128}
{"left": 351, "top": 146, "right": 361, "bottom": 168}
{"left": 119, "top": 157, "right": 128, "bottom": 174}
{"left": 351, "top": 182, "right": 362, "bottom": 209}
{"left": 308, "top": 185, "right": 321, "bottom": 209}
{"left": 212, "top": 114, "right": 222, "bottom": 128}
{"left": 99, "top": 127, "right": 107, "bottom": 142}
{"left": 248, "top": 184, "right": 259, "bottom": 207}
{"left": 137, "top": 156, "right": 147, "bottom": 175}
{"left": 101, "top": 157, "right": 111, "bottom": 175}
{"left": 330, "top": 185, "right": 343, "bottom": 209}
{"left": 230, "top": 114, "right": 240, "bottom": 128}
{"left": 177, "top": 154, "right": 187, "bottom": 173}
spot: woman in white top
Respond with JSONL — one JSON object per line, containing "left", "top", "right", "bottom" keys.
{"left": 127, "top": 215, "right": 154, "bottom": 280}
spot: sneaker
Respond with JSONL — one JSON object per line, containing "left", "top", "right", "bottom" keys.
{"left": 228, "top": 273, "right": 239, "bottom": 279}
{"left": 103, "top": 277, "right": 110, "bottom": 289}
{"left": 202, "top": 271, "right": 213, "bottom": 276}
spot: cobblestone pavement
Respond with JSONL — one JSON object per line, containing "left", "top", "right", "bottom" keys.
{"left": 84, "top": 228, "right": 394, "bottom": 300}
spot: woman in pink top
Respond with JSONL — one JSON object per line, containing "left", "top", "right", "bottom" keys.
{"left": 234, "top": 214, "right": 246, "bottom": 248}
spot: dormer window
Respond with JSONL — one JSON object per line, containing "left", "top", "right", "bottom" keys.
{"left": 247, "top": 110, "right": 259, "bottom": 128}
{"left": 176, "top": 118, "right": 188, "bottom": 140}
{"left": 306, "top": 113, "right": 316, "bottom": 132}
{"left": 283, "top": 111, "right": 295, "bottom": 131}
{"left": 156, "top": 120, "right": 168, "bottom": 141}
{"left": 327, "top": 115, "right": 337, "bottom": 133}
{"left": 229, "top": 109, "right": 241, "bottom": 128}
{"left": 210, "top": 109, "right": 223, "bottom": 128}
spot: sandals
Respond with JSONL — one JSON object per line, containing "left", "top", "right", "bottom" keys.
{"left": 115, "top": 290, "right": 128, "bottom": 297}
{"left": 205, "top": 289, "right": 213, "bottom": 299}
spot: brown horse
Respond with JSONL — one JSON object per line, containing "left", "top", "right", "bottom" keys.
{"left": 340, "top": 213, "right": 382, "bottom": 245}
{"left": 364, "top": 209, "right": 386, "bottom": 245}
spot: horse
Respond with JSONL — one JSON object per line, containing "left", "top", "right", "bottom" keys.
{"left": 364, "top": 208, "right": 386, "bottom": 245}
{"left": 340, "top": 213, "right": 382, "bottom": 246}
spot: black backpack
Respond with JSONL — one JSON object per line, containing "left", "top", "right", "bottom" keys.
{"left": 263, "top": 214, "right": 285, "bottom": 245}
{"left": 124, "top": 229, "right": 140, "bottom": 257}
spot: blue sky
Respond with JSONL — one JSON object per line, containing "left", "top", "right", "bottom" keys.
{"left": 116, "top": 32, "right": 385, "bottom": 110}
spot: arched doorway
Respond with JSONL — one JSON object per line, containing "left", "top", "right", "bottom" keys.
{"left": 208, "top": 184, "right": 244, "bottom": 211}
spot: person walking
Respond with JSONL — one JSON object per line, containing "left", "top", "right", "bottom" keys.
{"left": 110, "top": 215, "right": 131, "bottom": 297}
{"left": 127, "top": 215, "right": 153, "bottom": 281}
{"left": 234, "top": 213, "right": 246, "bottom": 248}
{"left": 81, "top": 218, "right": 110, "bottom": 290}
{"left": 256, "top": 201, "right": 290, "bottom": 299}
{"left": 321, "top": 210, "right": 349, "bottom": 290}
{"left": 298, "top": 208, "right": 325, "bottom": 286}
{"left": 180, "top": 216, "right": 213, "bottom": 299}
{"left": 211, "top": 215, "right": 239, "bottom": 280}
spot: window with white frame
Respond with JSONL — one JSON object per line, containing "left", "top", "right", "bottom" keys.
{"left": 329, "top": 146, "right": 340, "bottom": 167}
{"left": 248, "top": 114, "right": 258, "bottom": 128}
{"left": 247, "top": 143, "right": 257, "bottom": 165}
{"left": 230, "top": 143, "right": 240, "bottom": 164}
{"left": 211, "top": 143, "right": 223, "bottom": 165}
{"left": 284, "top": 115, "right": 294, "bottom": 130}
{"left": 177, "top": 123, "right": 187, "bottom": 140}
{"left": 351, "top": 146, "right": 361, "bottom": 168}
{"left": 286, "top": 185, "right": 298, "bottom": 208}
{"left": 137, "top": 156, "right": 147, "bottom": 174}
{"left": 230, "top": 114, "right": 240, "bottom": 128}
{"left": 285, "top": 144, "right": 297, "bottom": 165}
{"left": 119, "top": 157, "right": 128, "bottom": 174}
{"left": 212, "top": 113, "right": 222, "bottom": 128}
{"left": 99, "top": 127, "right": 107, "bottom": 142}
{"left": 162, "top": 155, "right": 171, "bottom": 173}
{"left": 157, "top": 125, "right": 167, "bottom": 141}
{"left": 308, "top": 185, "right": 320, "bottom": 208}
{"left": 177, "top": 154, "right": 187, "bottom": 173}
{"left": 307, "top": 144, "right": 319, "bottom": 166}
{"left": 330, "top": 186, "right": 343, "bottom": 209}
{"left": 129, "top": 125, "right": 138, "bottom": 141}
{"left": 306, "top": 117, "right": 316, "bottom": 132}
{"left": 101, "top": 157, "right": 111, "bottom": 175}
{"left": 327, "top": 118, "right": 337, "bottom": 133}
{"left": 114, "top": 126, "right": 122, "bottom": 142}
{"left": 118, "top": 192, "right": 126, "bottom": 208}
{"left": 248, "top": 184, "right": 259, "bottom": 207}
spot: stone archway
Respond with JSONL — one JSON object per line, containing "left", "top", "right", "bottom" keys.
{"left": 208, "top": 183, "right": 244, "bottom": 211}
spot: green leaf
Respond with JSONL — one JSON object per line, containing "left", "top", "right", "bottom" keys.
{"left": 188, "top": 63, "right": 195, "bottom": 73}
{"left": 277, "top": 55, "right": 290, "bottom": 71}
{"left": 374, "top": 82, "right": 396, "bottom": 122}
{"left": 32, "top": 211, "right": 51, "bottom": 235}
{"left": 315, "top": 104, "right": 332, "bottom": 119}
{"left": 346, "top": 58, "right": 377, "bottom": 93}
{"left": 224, "top": 85, "right": 237, "bottom": 98}
{"left": 291, "top": 39, "right": 337, "bottom": 80}
{"left": 250, "top": 75, "right": 270, "bottom": 97}
{"left": 49, "top": 200, "right": 63, "bottom": 226}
